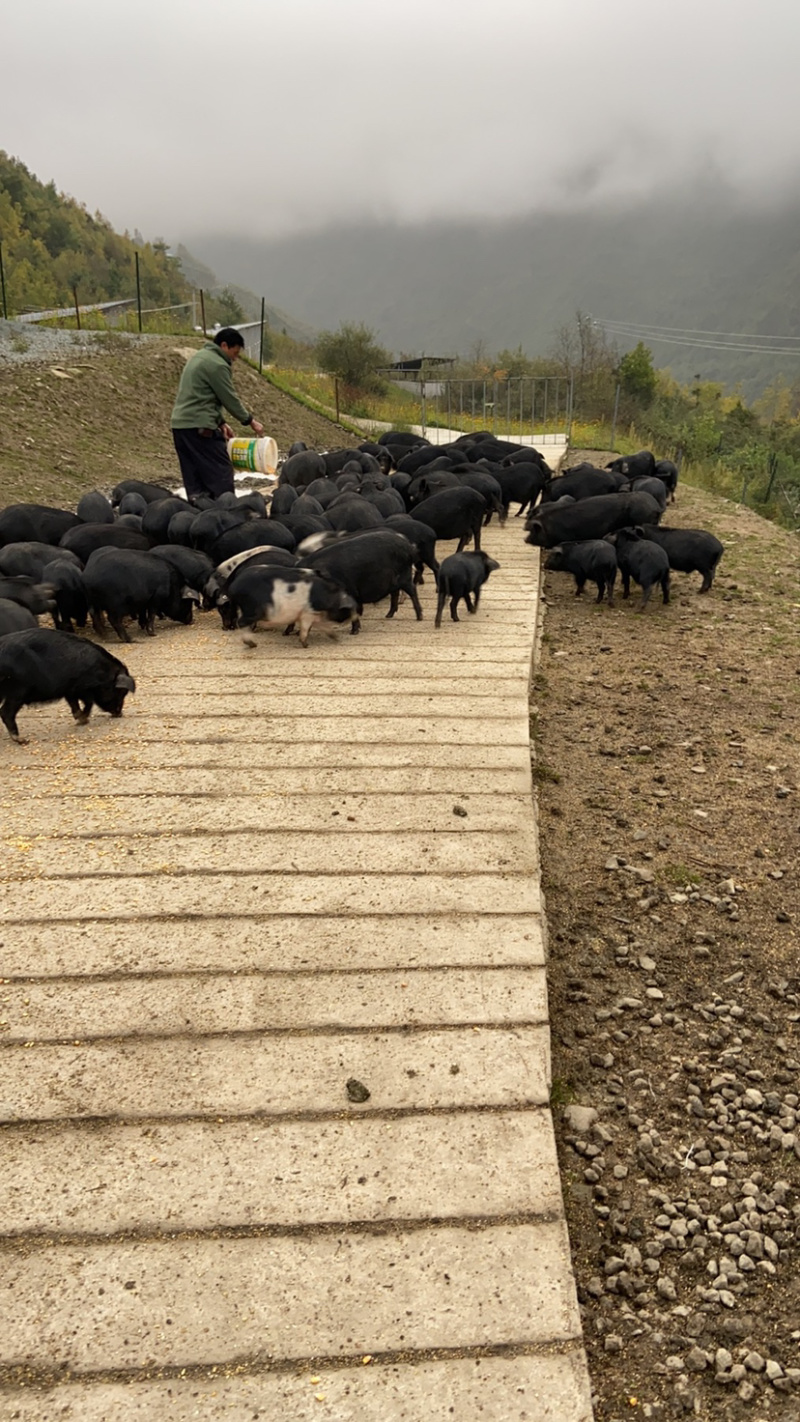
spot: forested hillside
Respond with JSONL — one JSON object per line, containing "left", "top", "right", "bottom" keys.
{"left": 0, "top": 152, "right": 190, "bottom": 315}
{"left": 0, "top": 153, "right": 310, "bottom": 338}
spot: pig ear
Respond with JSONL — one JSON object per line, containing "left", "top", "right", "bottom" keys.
{"left": 633, "top": 525, "right": 645, "bottom": 538}
{"left": 182, "top": 586, "right": 201, "bottom": 602}
{"left": 115, "top": 673, "right": 136, "bottom": 692}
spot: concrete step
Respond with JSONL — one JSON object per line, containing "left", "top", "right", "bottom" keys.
{"left": 1, "top": 828, "right": 536, "bottom": 880}
{"left": 0, "top": 1107, "right": 559, "bottom": 1234}
{"left": 139, "top": 674, "right": 527, "bottom": 695}
{"left": 0, "top": 717, "right": 531, "bottom": 754}
{"left": 0, "top": 766, "right": 533, "bottom": 796}
{"left": 0, "top": 964, "right": 547, "bottom": 1041}
{"left": 120, "top": 693, "right": 531, "bottom": 719}
{"left": 0, "top": 911, "right": 546, "bottom": 977}
{"left": 0, "top": 1350, "right": 592, "bottom": 1422}
{"left": 0, "top": 872, "right": 542, "bottom": 923}
{"left": 0, "top": 790, "right": 534, "bottom": 837}
{"left": 0, "top": 1221, "right": 579, "bottom": 1372}
{"left": 1, "top": 740, "right": 533, "bottom": 769}
{"left": 90, "top": 715, "right": 530, "bottom": 744}
{"left": 0, "top": 1024, "right": 551, "bottom": 1123}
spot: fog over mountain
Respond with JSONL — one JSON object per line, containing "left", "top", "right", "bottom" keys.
{"left": 4, "top": 0, "right": 800, "bottom": 241}
{"left": 187, "top": 179, "right": 800, "bottom": 393}
{"left": 5, "top": 0, "right": 800, "bottom": 391}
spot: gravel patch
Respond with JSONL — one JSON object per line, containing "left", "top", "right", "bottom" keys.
{"left": 0, "top": 319, "right": 154, "bottom": 367}
{"left": 539, "top": 453, "right": 800, "bottom": 1419}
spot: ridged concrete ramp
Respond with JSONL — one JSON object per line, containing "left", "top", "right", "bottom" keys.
{"left": 0, "top": 511, "right": 592, "bottom": 1420}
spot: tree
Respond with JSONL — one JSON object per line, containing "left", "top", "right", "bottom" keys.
{"left": 550, "top": 310, "right": 617, "bottom": 419}
{"left": 214, "top": 286, "right": 245, "bottom": 325}
{"left": 618, "top": 341, "right": 657, "bottom": 404}
{"left": 495, "top": 345, "right": 537, "bottom": 379}
{"left": 316, "top": 322, "right": 390, "bottom": 391}
{"left": 753, "top": 377, "right": 796, "bottom": 427}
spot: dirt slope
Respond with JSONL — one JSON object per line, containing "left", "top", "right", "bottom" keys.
{"left": 540, "top": 454, "right": 800, "bottom": 1419}
{"left": 0, "top": 337, "right": 355, "bottom": 507}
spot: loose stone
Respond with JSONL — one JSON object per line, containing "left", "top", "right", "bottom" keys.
{"left": 686, "top": 1346, "right": 708, "bottom": 1371}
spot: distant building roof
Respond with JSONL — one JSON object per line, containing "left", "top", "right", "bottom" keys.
{"left": 378, "top": 356, "right": 456, "bottom": 378}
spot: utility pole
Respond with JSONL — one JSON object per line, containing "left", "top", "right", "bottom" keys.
{"left": 135, "top": 252, "right": 142, "bottom": 332}
{"left": 0, "top": 242, "right": 7, "bottom": 320}
{"left": 610, "top": 382, "right": 621, "bottom": 450}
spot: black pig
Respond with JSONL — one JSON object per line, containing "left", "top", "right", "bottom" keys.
{"left": 435, "top": 551, "right": 500, "bottom": 627}
{"left": 0, "top": 629, "right": 135, "bottom": 743}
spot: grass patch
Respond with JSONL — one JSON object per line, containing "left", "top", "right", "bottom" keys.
{"left": 251, "top": 364, "right": 364, "bottom": 437}
{"left": 266, "top": 366, "right": 422, "bottom": 432}
{"left": 663, "top": 863, "right": 702, "bottom": 886}
{"left": 532, "top": 760, "right": 562, "bottom": 786}
{"left": 550, "top": 1077, "right": 575, "bottom": 1109}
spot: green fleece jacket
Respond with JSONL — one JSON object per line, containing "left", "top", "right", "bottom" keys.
{"left": 170, "top": 343, "right": 253, "bottom": 430}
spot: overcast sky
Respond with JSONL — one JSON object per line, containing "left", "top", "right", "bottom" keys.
{"left": 4, "top": 0, "right": 800, "bottom": 242}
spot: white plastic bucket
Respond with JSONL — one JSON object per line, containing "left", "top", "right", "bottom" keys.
{"left": 227, "top": 436, "right": 278, "bottom": 476}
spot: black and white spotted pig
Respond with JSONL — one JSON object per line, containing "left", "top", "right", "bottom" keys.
{"left": 233, "top": 564, "right": 357, "bottom": 647}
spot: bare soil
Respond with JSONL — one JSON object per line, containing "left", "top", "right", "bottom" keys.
{"left": 540, "top": 452, "right": 800, "bottom": 1419}
{"left": 0, "top": 336, "right": 356, "bottom": 508}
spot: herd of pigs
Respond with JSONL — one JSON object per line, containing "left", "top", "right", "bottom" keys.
{"left": 0, "top": 431, "right": 724, "bottom": 744}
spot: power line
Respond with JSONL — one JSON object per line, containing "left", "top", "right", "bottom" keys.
{"left": 594, "top": 316, "right": 800, "bottom": 344}
{"left": 596, "top": 320, "right": 800, "bottom": 358}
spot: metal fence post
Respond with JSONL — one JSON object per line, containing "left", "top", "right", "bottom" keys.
{"left": 73, "top": 286, "right": 81, "bottom": 331}
{"left": 610, "top": 382, "right": 621, "bottom": 450}
{"left": 199, "top": 289, "right": 207, "bottom": 337}
{"left": 335, "top": 379, "right": 340, "bottom": 424}
{"left": 0, "top": 242, "right": 7, "bottom": 320}
{"left": 764, "top": 450, "right": 778, "bottom": 501}
{"left": 567, "top": 374, "right": 574, "bottom": 444}
{"left": 135, "top": 252, "right": 142, "bottom": 332}
{"left": 258, "top": 297, "right": 266, "bottom": 374}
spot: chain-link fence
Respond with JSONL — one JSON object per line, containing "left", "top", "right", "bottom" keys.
{"left": 393, "top": 375, "right": 573, "bottom": 444}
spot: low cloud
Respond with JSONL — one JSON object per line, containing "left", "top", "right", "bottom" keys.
{"left": 3, "top": 0, "right": 800, "bottom": 239}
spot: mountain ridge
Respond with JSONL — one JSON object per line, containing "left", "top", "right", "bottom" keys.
{"left": 186, "top": 191, "right": 800, "bottom": 395}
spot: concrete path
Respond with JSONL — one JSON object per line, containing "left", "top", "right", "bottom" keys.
{"left": 0, "top": 511, "right": 593, "bottom": 1419}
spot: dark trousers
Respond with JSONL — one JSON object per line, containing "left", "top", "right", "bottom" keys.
{"left": 172, "top": 428, "right": 235, "bottom": 499}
